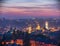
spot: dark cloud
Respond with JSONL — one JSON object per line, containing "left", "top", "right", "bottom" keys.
{"left": 0, "top": 0, "right": 4, "bottom": 7}
{"left": 0, "top": 0, "right": 5, "bottom": 3}
{"left": 57, "top": 0, "right": 60, "bottom": 5}
{"left": 57, "top": 0, "right": 60, "bottom": 9}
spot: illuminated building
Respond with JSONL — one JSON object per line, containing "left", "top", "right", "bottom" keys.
{"left": 28, "top": 25, "right": 32, "bottom": 34}
{"left": 42, "top": 28, "right": 45, "bottom": 32}
{"left": 16, "top": 39, "right": 23, "bottom": 45}
{"left": 45, "top": 21, "right": 49, "bottom": 30}
{"left": 10, "top": 40, "right": 14, "bottom": 44}
{"left": 30, "top": 40, "right": 56, "bottom": 46}
{"left": 36, "top": 24, "right": 41, "bottom": 30}
{"left": 30, "top": 40, "right": 36, "bottom": 46}
{"left": 50, "top": 27, "right": 59, "bottom": 32}
{"left": 6, "top": 42, "right": 9, "bottom": 44}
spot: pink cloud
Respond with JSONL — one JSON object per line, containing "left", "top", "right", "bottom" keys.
{"left": 1, "top": 7, "right": 60, "bottom": 17}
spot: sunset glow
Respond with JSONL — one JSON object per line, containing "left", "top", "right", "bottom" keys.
{"left": 0, "top": 0, "right": 60, "bottom": 19}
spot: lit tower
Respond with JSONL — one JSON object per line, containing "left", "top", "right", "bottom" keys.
{"left": 28, "top": 25, "right": 32, "bottom": 34}
{"left": 36, "top": 24, "right": 41, "bottom": 30}
{"left": 45, "top": 21, "right": 49, "bottom": 29}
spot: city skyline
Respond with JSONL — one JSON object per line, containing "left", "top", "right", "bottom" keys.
{"left": 0, "top": 0, "right": 60, "bottom": 46}
{"left": 0, "top": 0, "right": 60, "bottom": 19}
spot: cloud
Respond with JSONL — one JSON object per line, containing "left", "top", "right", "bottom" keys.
{"left": 1, "top": 7, "right": 60, "bottom": 17}
{"left": 2, "top": 2, "right": 58, "bottom": 10}
{"left": 2, "top": 0, "right": 57, "bottom": 8}
{"left": 1, "top": 0, "right": 59, "bottom": 19}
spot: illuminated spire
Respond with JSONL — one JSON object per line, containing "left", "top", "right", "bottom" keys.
{"left": 45, "top": 21, "right": 49, "bottom": 29}
{"left": 36, "top": 24, "right": 40, "bottom": 30}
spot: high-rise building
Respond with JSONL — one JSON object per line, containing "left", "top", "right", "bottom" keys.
{"left": 28, "top": 25, "right": 32, "bottom": 34}
{"left": 36, "top": 24, "right": 41, "bottom": 30}
{"left": 45, "top": 21, "right": 49, "bottom": 30}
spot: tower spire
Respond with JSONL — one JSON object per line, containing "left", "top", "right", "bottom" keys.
{"left": 45, "top": 21, "right": 49, "bottom": 30}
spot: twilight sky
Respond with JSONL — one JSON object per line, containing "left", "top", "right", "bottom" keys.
{"left": 0, "top": 0, "right": 60, "bottom": 19}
